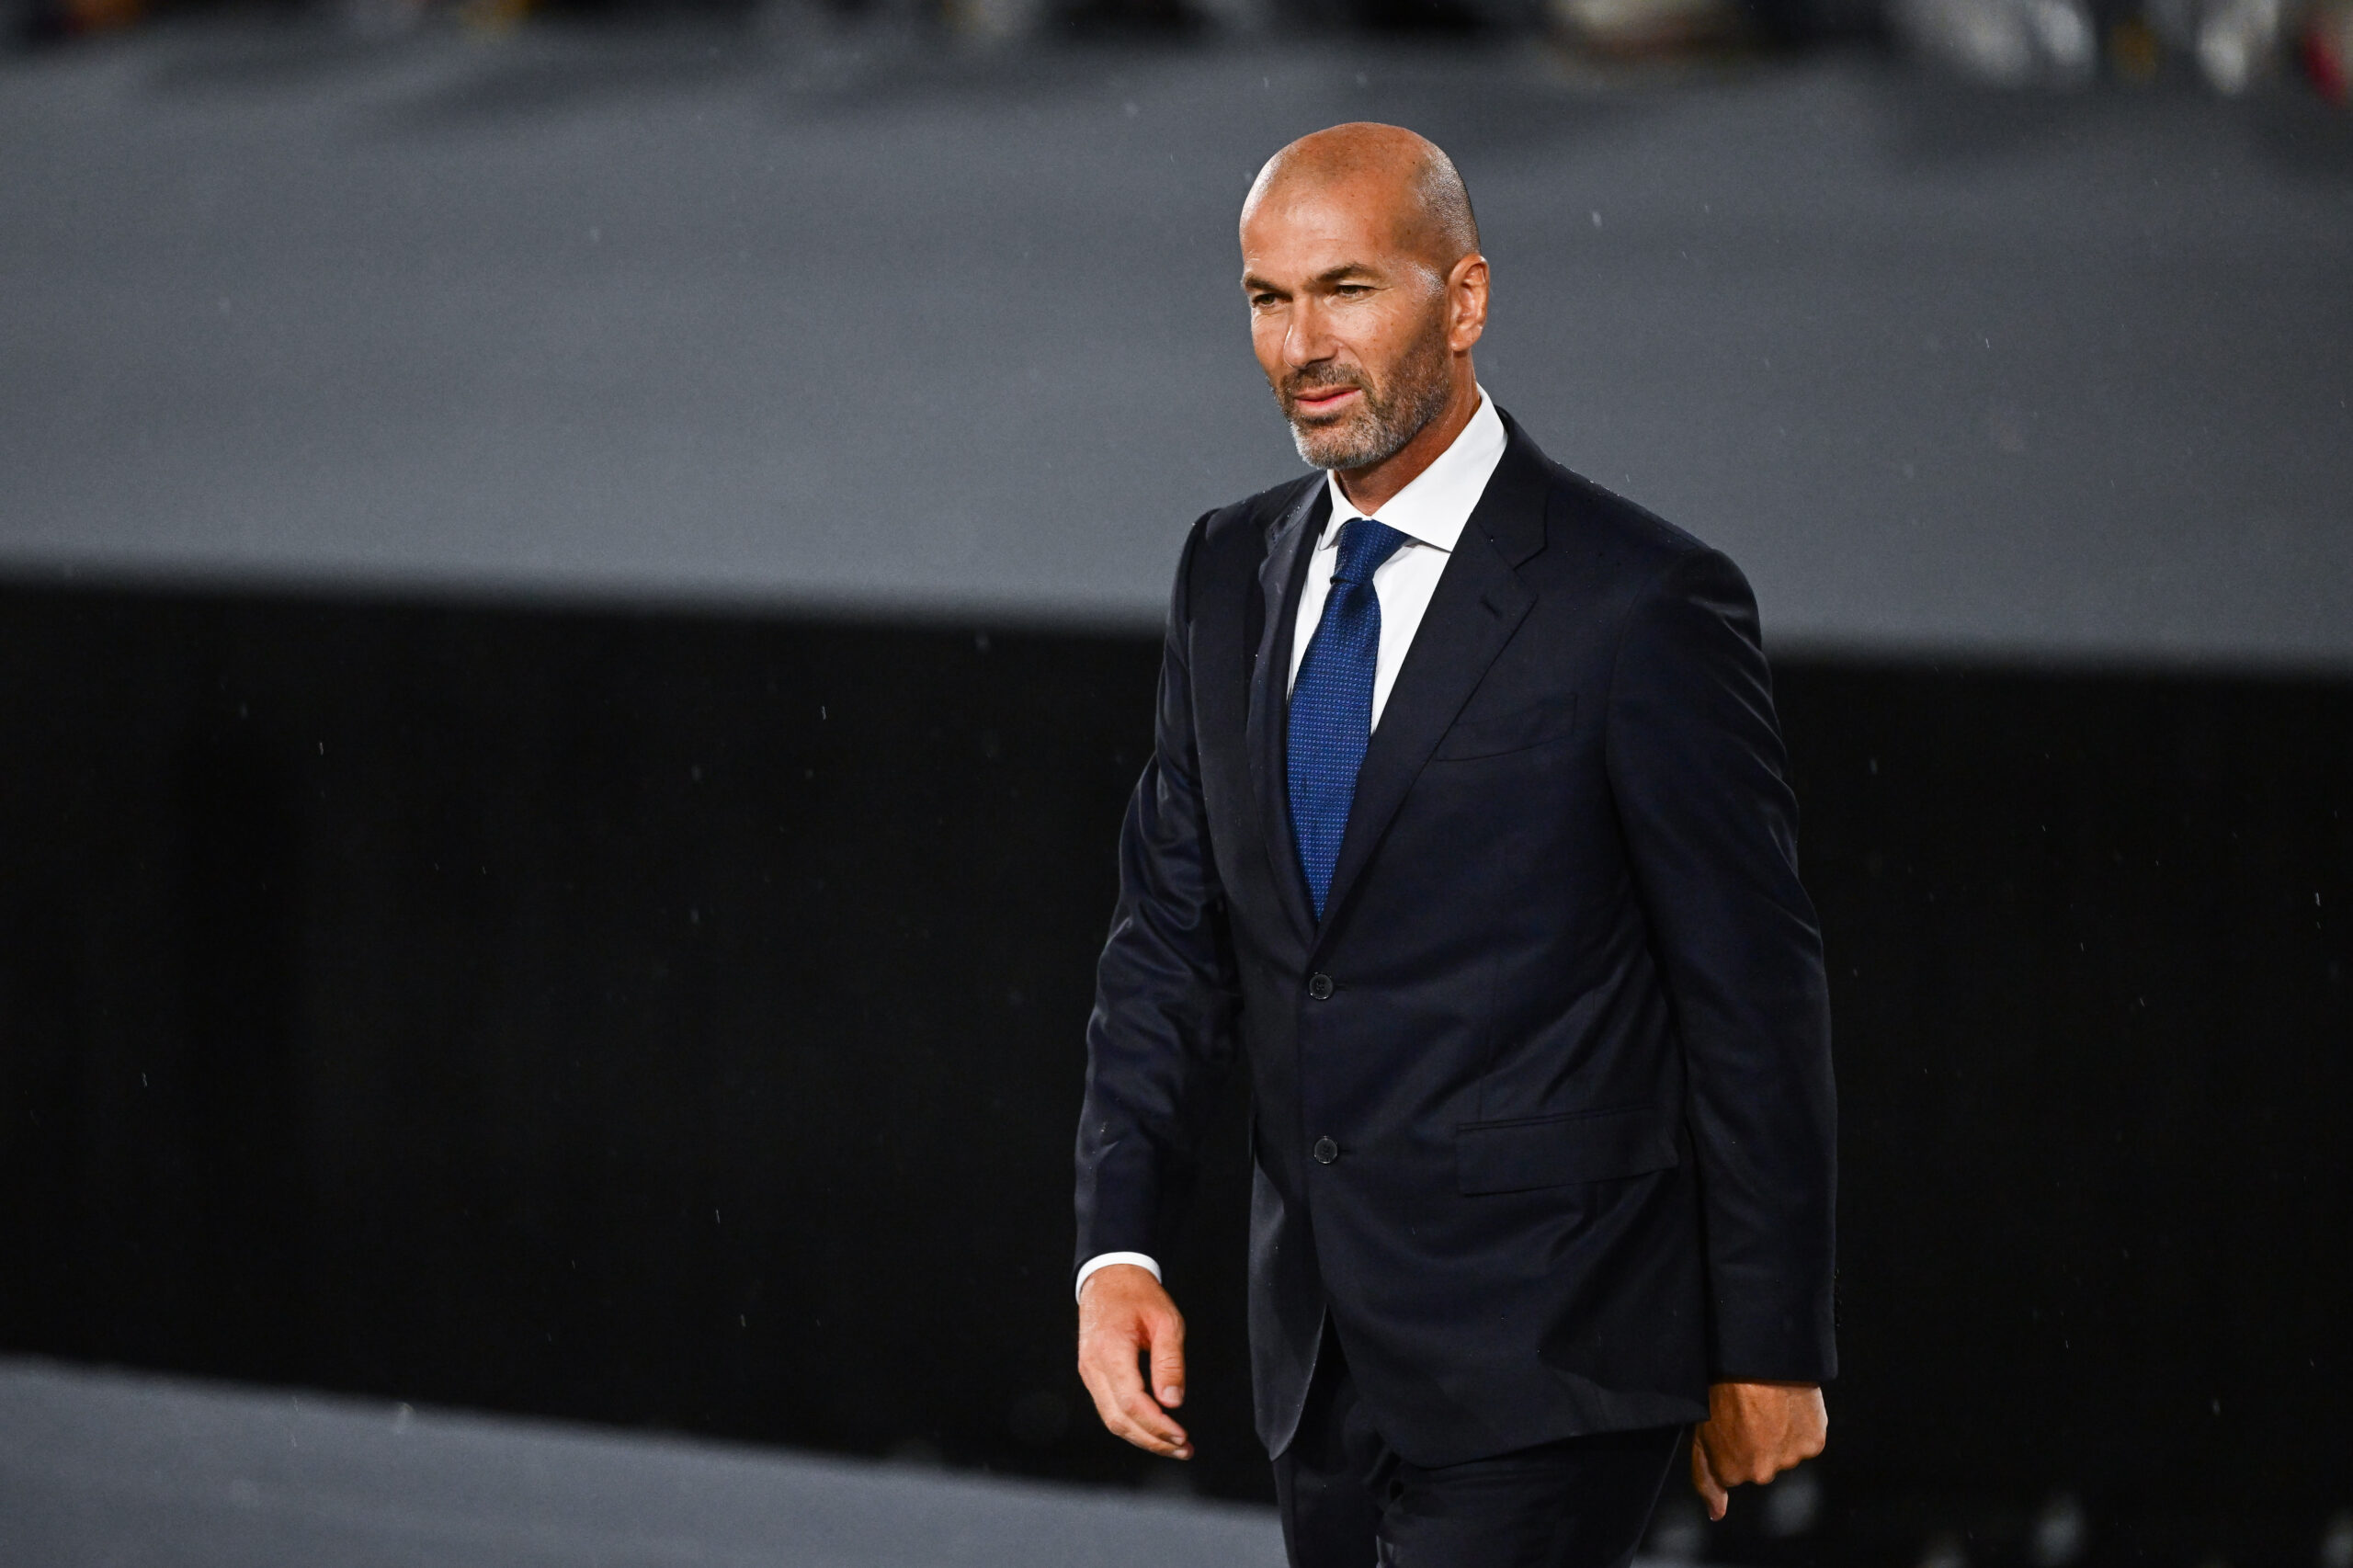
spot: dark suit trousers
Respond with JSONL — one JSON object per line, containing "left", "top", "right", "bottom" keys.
{"left": 1273, "top": 1324, "right": 1684, "bottom": 1568}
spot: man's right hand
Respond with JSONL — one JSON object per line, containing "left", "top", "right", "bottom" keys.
{"left": 1076, "top": 1264, "right": 1192, "bottom": 1460}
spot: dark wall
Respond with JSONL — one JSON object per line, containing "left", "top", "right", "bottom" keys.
{"left": 0, "top": 586, "right": 1231, "bottom": 1483}
{"left": 1784, "top": 665, "right": 2352, "bottom": 1566}
{"left": 1, "top": 583, "right": 2346, "bottom": 1562}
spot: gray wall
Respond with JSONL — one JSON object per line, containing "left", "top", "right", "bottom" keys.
{"left": 6, "top": 31, "right": 2350, "bottom": 665}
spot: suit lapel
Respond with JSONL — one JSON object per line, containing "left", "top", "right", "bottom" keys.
{"left": 1247, "top": 481, "right": 1328, "bottom": 944}
{"left": 1312, "top": 425, "right": 1552, "bottom": 944}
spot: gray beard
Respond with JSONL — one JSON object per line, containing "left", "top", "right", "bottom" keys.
{"left": 1285, "top": 332, "right": 1455, "bottom": 472}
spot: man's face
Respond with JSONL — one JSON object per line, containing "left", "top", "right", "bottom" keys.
{"left": 1240, "top": 182, "right": 1456, "bottom": 472}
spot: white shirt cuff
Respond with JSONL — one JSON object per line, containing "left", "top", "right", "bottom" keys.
{"left": 1074, "top": 1252, "right": 1161, "bottom": 1303}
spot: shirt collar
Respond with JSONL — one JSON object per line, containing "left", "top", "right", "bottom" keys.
{"left": 1317, "top": 388, "right": 1506, "bottom": 555}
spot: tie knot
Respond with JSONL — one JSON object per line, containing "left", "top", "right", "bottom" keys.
{"left": 1331, "top": 517, "right": 1407, "bottom": 585}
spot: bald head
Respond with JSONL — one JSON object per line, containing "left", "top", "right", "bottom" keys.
{"left": 1243, "top": 122, "right": 1480, "bottom": 273}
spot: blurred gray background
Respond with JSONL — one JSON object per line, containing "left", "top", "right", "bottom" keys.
{"left": 5, "top": 25, "right": 2349, "bottom": 663}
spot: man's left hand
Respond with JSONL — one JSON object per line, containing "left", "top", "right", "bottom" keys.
{"left": 1690, "top": 1381, "right": 1826, "bottom": 1521}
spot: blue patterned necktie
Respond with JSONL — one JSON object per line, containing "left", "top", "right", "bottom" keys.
{"left": 1288, "top": 516, "right": 1409, "bottom": 920}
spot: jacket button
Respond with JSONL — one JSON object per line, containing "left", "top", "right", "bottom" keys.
{"left": 1313, "top": 1136, "right": 1339, "bottom": 1165}
{"left": 1307, "top": 972, "right": 1334, "bottom": 1000}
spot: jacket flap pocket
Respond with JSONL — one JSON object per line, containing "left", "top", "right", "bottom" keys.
{"left": 1432, "top": 695, "right": 1576, "bottom": 760}
{"left": 1456, "top": 1104, "right": 1677, "bottom": 1195}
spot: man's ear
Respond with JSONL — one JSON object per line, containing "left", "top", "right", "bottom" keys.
{"left": 1448, "top": 253, "right": 1489, "bottom": 351}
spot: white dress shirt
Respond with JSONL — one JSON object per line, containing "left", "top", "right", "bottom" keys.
{"left": 1077, "top": 391, "right": 1509, "bottom": 1304}
{"left": 1287, "top": 389, "right": 1508, "bottom": 722}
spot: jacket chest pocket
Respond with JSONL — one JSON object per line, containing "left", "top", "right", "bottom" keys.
{"left": 1430, "top": 694, "right": 1577, "bottom": 762}
{"left": 1456, "top": 1103, "right": 1677, "bottom": 1195}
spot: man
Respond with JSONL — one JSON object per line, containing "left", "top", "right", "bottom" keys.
{"left": 1072, "top": 122, "right": 1836, "bottom": 1568}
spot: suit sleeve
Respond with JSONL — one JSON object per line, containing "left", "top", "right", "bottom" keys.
{"left": 1604, "top": 546, "right": 1837, "bottom": 1383}
{"left": 1072, "top": 513, "right": 1245, "bottom": 1285}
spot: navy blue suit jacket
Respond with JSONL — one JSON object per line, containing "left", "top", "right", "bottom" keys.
{"left": 1074, "top": 413, "right": 1836, "bottom": 1467}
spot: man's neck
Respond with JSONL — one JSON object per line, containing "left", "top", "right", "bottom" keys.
{"left": 1334, "top": 369, "right": 1482, "bottom": 517}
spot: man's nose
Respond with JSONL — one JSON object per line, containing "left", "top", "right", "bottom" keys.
{"left": 1282, "top": 302, "right": 1338, "bottom": 369}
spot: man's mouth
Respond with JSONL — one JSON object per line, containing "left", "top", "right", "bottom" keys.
{"left": 1290, "top": 384, "right": 1363, "bottom": 418}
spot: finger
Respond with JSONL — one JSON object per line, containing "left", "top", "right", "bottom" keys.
{"left": 1078, "top": 1358, "right": 1131, "bottom": 1436}
{"left": 1691, "top": 1431, "right": 1729, "bottom": 1521}
{"left": 1078, "top": 1325, "right": 1151, "bottom": 1431}
{"left": 1700, "top": 1411, "right": 1765, "bottom": 1487}
{"left": 1771, "top": 1429, "right": 1825, "bottom": 1474}
{"left": 1078, "top": 1348, "right": 1167, "bottom": 1453}
{"left": 1112, "top": 1386, "right": 1191, "bottom": 1457}
{"left": 1147, "top": 1311, "right": 1188, "bottom": 1408}
{"left": 1765, "top": 1423, "right": 1819, "bottom": 1482}
{"left": 1117, "top": 1387, "right": 1189, "bottom": 1451}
